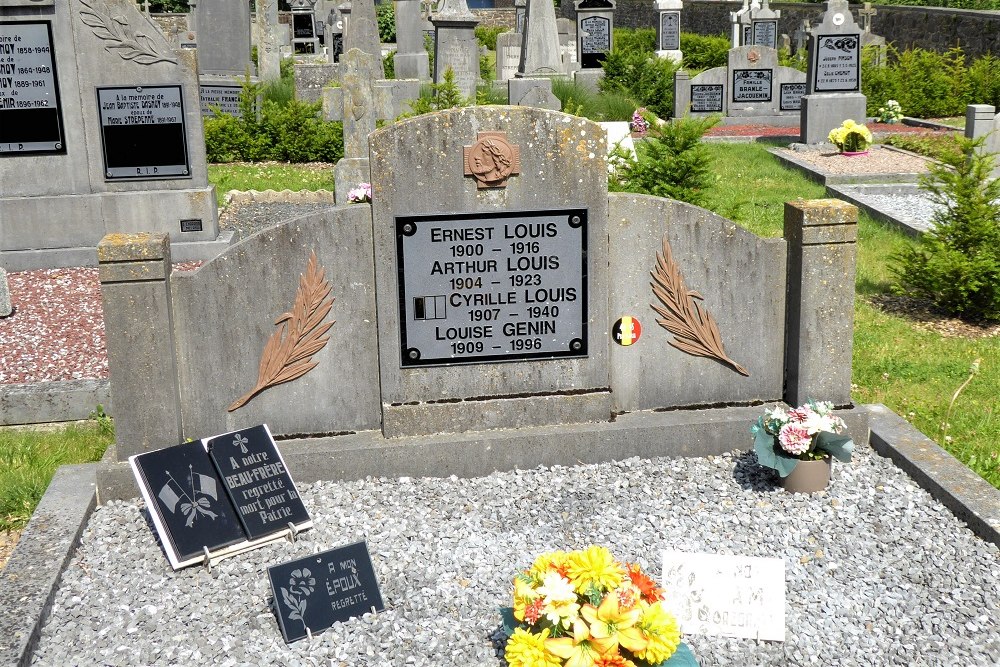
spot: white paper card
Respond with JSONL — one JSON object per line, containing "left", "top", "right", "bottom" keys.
{"left": 661, "top": 551, "right": 786, "bottom": 641}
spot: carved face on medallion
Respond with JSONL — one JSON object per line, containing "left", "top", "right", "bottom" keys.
{"left": 463, "top": 132, "right": 521, "bottom": 189}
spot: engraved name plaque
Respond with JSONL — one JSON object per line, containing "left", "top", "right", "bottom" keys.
{"left": 659, "top": 11, "right": 680, "bottom": 51}
{"left": 814, "top": 34, "right": 860, "bottom": 92}
{"left": 691, "top": 84, "right": 723, "bottom": 113}
{"left": 732, "top": 69, "right": 772, "bottom": 103}
{"left": 200, "top": 84, "right": 243, "bottom": 117}
{"left": 0, "top": 21, "right": 65, "bottom": 155}
{"left": 780, "top": 82, "right": 806, "bottom": 111}
{"left": 97, "top": 85, "right": 190, "bottom": 179}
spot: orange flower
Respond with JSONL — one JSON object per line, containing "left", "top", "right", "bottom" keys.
{"left": 626, "top": 563, "right": 665, "bottom": 603}
{"left": 593, "top": 654, "right": 637, "bottom": 667}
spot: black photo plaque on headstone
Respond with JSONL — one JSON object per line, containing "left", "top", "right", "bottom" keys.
{"left": 0, "top": 21, "right": 65, "bottom": 155}
{"left": 659, "top": 11, "right": 680, "bottom": 51}
{"left": 131, "top": 440, "right": 247, "bottom": 568}
{"left": 206, "top": 424, "right": 310, "bottom": 541}
{"left": 742, "top": 24, "right": 751, "bottom": 46}
{"left": 732, "top": 69, "right": 773, "bottom": 103}
{"left": 293, "top": 12, "right": 315, "bottom": 38}
{"left": 269, "top": 541, "right": 385, "bottom": 643}
{"left": 813, "top": 34, "right": 860, "bottom": 92}
{"left": 580, "top": 15, "right": 610, "bottom": 68}
{"left": 396, "top": 209, "right": 588, "bottom": 367}
{"left": 199, "top": 84, "right": 243, "bottom": 118}
{"left": 97, "top": 85, "right": 190, "bottom": 179}
{"left": 751, "top": 20, "right": 778, "bottom": 49}
{"left": 690, "top": 84, "right": 724, "bottom": 113}
{"left": 780, "top": 82, "right": 806, "bottom": 110}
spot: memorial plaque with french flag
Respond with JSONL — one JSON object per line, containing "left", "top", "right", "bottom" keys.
{"left": 131, "top": 440, "right": 246, "bottom": 568}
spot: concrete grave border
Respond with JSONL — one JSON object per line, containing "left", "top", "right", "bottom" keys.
{"left": 3, "top": 402, "right": 999, "bottom": 666}
{"left": 769, "top": 145, "right": 932, "bottom": 186}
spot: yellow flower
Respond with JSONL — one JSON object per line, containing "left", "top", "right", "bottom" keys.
{"left": 530, "top": 550, "right": 571, "bottom": 580}
{"left": 546, "top": 617, "right": 603, "bottom": 667}
{"left": 514, "top": 576, "right": 541, "bottom": 623}
{"left": 632, "top": 602, "right": 681, "bottom": 664}
{"left": 506, "top": 627, "right": 562, "bottom": 667}
{"left": 567, "top": 546, "right": 625, "bottom": 594}
{"left": 580, "top": 593, "right": 648, "bottom": 655}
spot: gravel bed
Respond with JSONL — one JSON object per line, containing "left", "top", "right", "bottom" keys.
{"left": 30, "top": 446, "right": 999, "bottom": 666}
{"left": 778, "top": 146, "right": 933, "bottom": 175}
{"left": 859, "top": 191, "right": 943, "bottom": 233}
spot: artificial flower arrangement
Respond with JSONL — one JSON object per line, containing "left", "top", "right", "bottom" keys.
{"left": 346, "top": 182, "right": 372, "bottom": 203}
{"left": 876, "top": 100, "right": 903, "bottom": 124}
{"left": 501, "top": 545, "right": 699, "bottom": 667}
{"left": 751, "top": 400, "right": 854, "bottom": 477}
{"left": 827, "top": 119, "right": 873, "bottom": 154}
{"left": 630, "top": 108, "right": 650, "bottom": 136}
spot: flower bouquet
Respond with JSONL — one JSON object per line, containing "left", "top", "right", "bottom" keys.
{"left": 876, "top": 100, "right": 903, "bottom": 124}
{"left": 751, "top": 400, "right": 854, "bottom": 478}
{"left": 827, "top": 119, "right": 873, "bottom": 154}
{"left": 347, "top": 182, "right": 372, "bottom": 203}
{"left": 630, "top": 108, "right": 649, "bottom": 136}
{"left": 501, "top": 546, "right": 699, "bottom": 667}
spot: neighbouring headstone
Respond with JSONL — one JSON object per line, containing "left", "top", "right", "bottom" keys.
{"left": 129, "top": 424, "right": 312, "bottom": 569}
{"left": 858, "top": 2, "right": 886, "bottom": 66}
{"left": 574, "top": 0, "right": 614, "bottom": 69}
{"left": 199, "top": 84, "right": 243, "bottom": 117}
{"left": 0, "top": 267, "right": 11, "bottom": 317}
{"left": 750, "top": 0, "right": 780, "bottom": 49}
{"left": 556, "top": 17, "right": 576, "bottom": 67}
{"left": 496, "top": 31, "right": 522, "bottom": 81}
{"left": 256, "top": 0, "right": 282, "bottom": 80}
{"left": 0, "top": 0, "right": 227, "bottom": 271}
{"left": 661, "top": 551, "right": 786, "bottom": 641}
{"left": 323, "top": 8, "right": 344, "bottom": 63}
{"left": 268, "top": 541, "right": 385, "bottom": 643}
{"left": 730, "top": 0, "right": 750, "bottom": 48}
{"left": 193, "top": 0, "right": 253, "bottom": 75}
{"left": 289, "top": 0, "right": 321, "bottom": 54}
{"left": 655, "top": 0, "right": 683, "bottom": 63}
{"left": 430, "top": 0, "right": 480, "bottom": 99}
{"left": 792, "top": 19, "right": 810, "bottom": 55}
{"left": 517, "top": 0, "right": 563, "bottom": 77}
{"left": 514, "top": 0, "right": 526, "bottom": 35}
{"left": 342, "top": 0, "right": 381, "bottom": 64}
{"left": 394, "top": 0, "right": 430, "bottom": 80}
{"left": 965, "top": 103, "right": 1000, "bottom": 178}
{"left": 800, "top": 0, "right": 866, "bottom": 145}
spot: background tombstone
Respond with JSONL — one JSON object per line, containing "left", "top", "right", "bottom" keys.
{"left": 858, "top": 3, "right": 886, "bottom": 66}
{"left": 194, "top": 0, "right": 253, "bottom": 75}
{"left": 394, "top": 0, "right": 430, "bottom": 80}
{"left": 256, "top": 0, "right": 283, "bottom": 80}
{"left": 965, "top": 104, "right": 1000, "bottom": 178}
{"left": 0, "top": 0, "right": 227, "bottom": 271}
{"left": 792, "top": 19, "right": 810, "bottom": 56}
{"left": 323, "top": 8, "right": 344, "bottom": 63}
{"left": 431, "top": 0, "right": 480, "bottom": 99}
{"left": 514, "top": 0, "right": 526, "bottom": 35}
{"left": 574, "top": 0, "right": 614, "bottom": 69}
{"left": 750, "top": 0, "right": 780, "bottom": 49}
{"left": 800, "top": 0, "right": 866, "bottom": 145}
{"left": 343, "top": 0, "right": 382, "bottom": 63}
{"left": 730, "top": 0, "right": 750, "bottom": 48}
{"left": 496, "top": 31, "right": 523, "bottom": 82}
{"left": 556, "top": 17, "right": 576, "bottom": 68}
{"left": 517, "top": 0, "right": 563, "bottom": 78}
{"left": 655, "top": 0, "right": 682, "bottom": 63}
{"left": 289, "top": 0, "right": 321, "bottom": 54}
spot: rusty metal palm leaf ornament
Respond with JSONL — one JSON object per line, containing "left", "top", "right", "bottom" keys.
{"left": 228, "top": 251, "right": 335, "bottom": 412}
{"left": 650, "top": 235, "right": 749, "bottom": 377}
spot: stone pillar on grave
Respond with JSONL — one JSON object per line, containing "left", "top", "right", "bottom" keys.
{"left": 800, "top": 0, "right": 866, "bottom": 145}
{"left": 966, "top": 104, "right": 1000, "bottom": 178}
{"left": 395, "top": 0, "right": 430, "bottom": 80}
{"left": 343, "top": 0, "right": 381, "bottom": 64}
{"left": 256, "top": 0, "right": 282, "bottom": 80}
{"left": 750, "top": 0, "right": 780, "bottom": 50}
{"left": 783, "top": 200, "right": 857, "bottom": 408}
{"left": 673, "top": 69, "right": 690, "bottom": 118}
{"left": 98, "top": 233, "right": 183, "bottom": 458}
{"left": 324, "top": 8, "right": 345, "bottom": 63}
{"left": 518, "top": 0, "right": 562, "bottom": 77}
{"left": 655, "top": 0, "right": 682, "bottom": 63}
{"left": 430, "top": 0, "right": 480, "bottom": 99}
{"left": 730, "top": 0, "right": 749, "bottom": 48}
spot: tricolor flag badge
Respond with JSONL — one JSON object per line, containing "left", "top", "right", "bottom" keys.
{"left": 612, "top": 316, "right": 641, "bottom": 346}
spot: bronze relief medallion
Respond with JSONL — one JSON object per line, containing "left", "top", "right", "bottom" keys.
{"left": 463, "top": 131, "right": 521, "bottom": 189}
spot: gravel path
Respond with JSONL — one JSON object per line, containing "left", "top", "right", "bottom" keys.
{"left": 29, "top": 446, "right": 999, "bottom": 666}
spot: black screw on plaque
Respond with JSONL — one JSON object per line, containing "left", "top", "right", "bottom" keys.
{"left": 401, "top": 222, "right": 417, "bottom": 236}
{"left": 568, "top": 215, "right": 583, "bottom": 228}
{"left": 406, "top": 348, "right": 421, "bottom": 360}
{"left": 570, "top": 338, "right": 584, "bottom": 352}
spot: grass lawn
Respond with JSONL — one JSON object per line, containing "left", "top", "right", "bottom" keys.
{"left": 3, "top": 139, "right": 996, "bottom": 537}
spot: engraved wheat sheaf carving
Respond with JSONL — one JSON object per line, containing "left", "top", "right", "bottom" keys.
{"left": 228, "top": 251, "right": 335, "bottom": 412}
{"left": 650, "top": 235, "right": 749, "bottom": 377}
{"left": 79, "top": 0, "right": 177, "bottom": 66}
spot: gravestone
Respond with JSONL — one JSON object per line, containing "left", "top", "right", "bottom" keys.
{"left": 792, "top": 19, "right": 810, "bottom": 55}
{"left": 323, "top": 8, "right": 344, "bottom": 62}
{"left": 193, "top": 0, "right": 253, "bottom": 75}
{"left": 517, "top": 0, "right": 563, "bottom": 78}
{"left": 0, "top": 0, "right": 227, "bottom": 271}
{"left": 514, "top": 0, "right": 526, "bottom": 35}
{"left": 556, "top": 17, "right": 576, "bottom": 68}
{"left": 496, "top": 31, "right": 522, "bottom": 81}
{"left": 256, "top": 0, "right": 282, "bottom": 80}
{"left": 342, "top": 0, "right": 381, "bottom": 64}
{"left": 655, "top": 0, "right": 682, "bottom": 63}
{"left": 394, "top": 0, "right": 430, "bottom": 80}
{"left": 750, "top": 0, "right": 780, "bottom": 49}
{"left": 800, "top": 0, "right": 866, "bottom": 145}
{"left": 0, "top": 267, "right": 11, "bottom": 317}
{"left": 430, "top": 0, "right": 480, "bottom": 99}
{"left": 289, "top": 0, "right": 320, "bottom": 54}
{"left": 729, "top": 0, "right": 750, "bottom": 48}
{"left": 965, "top": 104, "right": 1000, "bottom": 178}
{"left": 858, "top": 3, "right": 886, "bottom": 66}
{"left": 574, "top": 0, "right": 614, "bottom": 69}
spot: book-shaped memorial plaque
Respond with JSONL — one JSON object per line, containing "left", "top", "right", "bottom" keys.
{"left": 130, "top": 424, "right": 311, "bottom": 569}
{"left": 269, "top": 541, "right": 385, "bottom": 643}
{"left": 206, "top": 424, "right": 310, "bottom": 540}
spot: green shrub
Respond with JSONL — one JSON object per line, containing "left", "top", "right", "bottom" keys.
{"left": 475, "top": 25, "right": 506, "bottom": 51}
{"left": 896, "top": 47, "right": 967, "bottom": 118}
{"left": 967, "top": 54, "right": 1000, "bottom": 108}
{"left": 384, "top": 50, "right": 396, "bottom": 79}
{"left": 613, "top": 27, "right": 656, "bottom": 54}
{"left": 891, "top": 136, "right": 1000, "bottom": 321}
{"left": 862, "top": 45, "right": 898, "bottom": 115}
{"left": 601, "top": 46, "right": 679, "bottom": 118}
{"left": 551, "top": 78, "right": 639, "bottom": 121}
{"left": 609, "top": 114, "right": 719, "bottom": 205}
{"left": 680, "top": 32, "right": 730, "bottom": 71}
{"left": 882, "top": 132, "right": 963, "bottom": 162}
{"left": 376, "top": 1, "right": 396, "bottom": 43}
{"left": 398, "top": 69, "right": 472, "bottom": 118}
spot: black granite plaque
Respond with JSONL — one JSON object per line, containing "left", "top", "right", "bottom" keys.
{"left": 814, "top": 34, "right": 860, "bottom": 92}
{"left": 742, "top": 25, "right": 751, "bottom": 46}
{"left": 97, "top": 85, "right": 190, "bottom": 179}
{"left": 659, "top": 11, "right": 680, "bottom": 51}
{"left": 293, "top": 13, "right": 315, "bottom": 38}
{"left": 690, "top": 84, "right": 723, "bottom": 112}
{"left": 779, "top": 82, "right": 806, "bottom": 110}
{"left": 580, "top": 15, "right": 610, "bottom": 68}
{"left": 0, "top": 21, "right": 65, "bottom": 155}
{"left": 130, "top": 441, "right": 246, "bottom": 568}
{"left": 751, "top": 20, "right": 778, "bottom": 48}
{"left": 269, "top": 541, "right": 385, "bottom": 643}
{"left": 206, "top": 424, "right": 310, "bottom": 541}
{"left": 396, "top": 209, "right": 588, "bottom": 367}
{"left": 732, "top": 69, "right": 772, "bottom": 103}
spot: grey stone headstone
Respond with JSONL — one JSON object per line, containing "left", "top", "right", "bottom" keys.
{"left": 430, "top": 0, "right": 480, "bottom": 99}
{"left": 343, "top": 0, "right": 381, "bottom": 61}
{"left": 394, "top": 0, "right": 430, "bottom": 80}
{"left": 517, "top": 0, "right": 563, "bottom": 77}
{"left": 194, "top": 0, "right": 253, "bottom": 75}
{"left": 496, "top": 31, "right": 523, "bottom": 81}
{"left": 509, "top": 77, "right": 560, "bottom": 110}
{"left": 0, "top": 267, "right": 11, "bottom": 317}
{"left": 255, "top": 0, "right": 282, "bottom": 80}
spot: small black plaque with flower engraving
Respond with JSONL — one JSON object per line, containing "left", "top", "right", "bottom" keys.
{"left": 268, "top": 541, "right": 386, "bottom": 643}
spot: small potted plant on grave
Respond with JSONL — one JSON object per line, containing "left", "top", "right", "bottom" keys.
{"left": 828, "top": 119, "right": 873, "bottom": 156}
{"left": 876, "top": 100, "right": 904, "bottom": 124}
{"left": 751, "top": 400, "right": 854, "bottom": 493}
{"left": 347, "top": 182, "right": 372, "bottom": 203}
{"left": 501, "top": 546, "right": 700, "bottom": 666}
